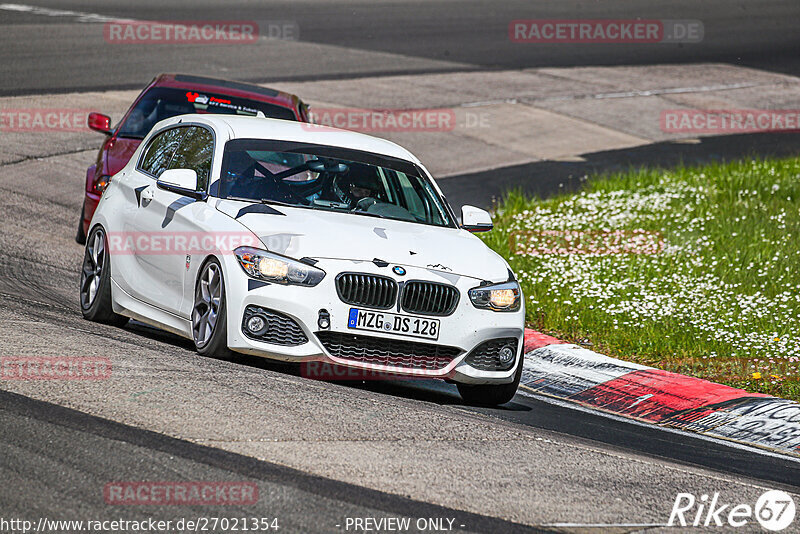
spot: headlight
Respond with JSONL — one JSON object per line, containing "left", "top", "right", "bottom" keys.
{"left": 234, "top": 247, "right": 325, "bottom": 287}
{"left": 468, "top": 281, "right": 521, "bottom": 312}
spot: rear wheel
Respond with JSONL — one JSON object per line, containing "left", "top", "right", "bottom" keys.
{"left": 80, "top": 226, "right": 128, "bottom": 326}
{"left": 457, "top": 356, "right": 524, "bottom": 406}
{"left": 192, "top": 259, "right": 234, "bottom": 360}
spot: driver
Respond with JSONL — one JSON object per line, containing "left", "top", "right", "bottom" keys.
{"left": 344, "top": 172, "right": 383, "bottom": 209}
{"left": 221, "top": 151, "right": 257, "bottom": 198}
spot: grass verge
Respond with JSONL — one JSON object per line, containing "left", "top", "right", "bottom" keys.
{"left": 481, "top": 156, "right": 800, "bottom": 401}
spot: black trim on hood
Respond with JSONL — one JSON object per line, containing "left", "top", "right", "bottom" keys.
{"left": 235, "top": 204, "right": 285, "bottom": 218}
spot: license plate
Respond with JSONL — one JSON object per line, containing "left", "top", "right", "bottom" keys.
{"left": 347, "top": 308, "right": 440, "bottom": 341}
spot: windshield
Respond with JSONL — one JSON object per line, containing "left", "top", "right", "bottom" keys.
{"left": 217, "top": 140, "right": 455, "bottom": 228}
{"left": 118, "top": 87, "right": 297, "bottom": 139}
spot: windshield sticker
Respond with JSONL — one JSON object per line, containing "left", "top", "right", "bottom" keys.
{"left": 186, "top": 92, "right": 259, "bottom": 115}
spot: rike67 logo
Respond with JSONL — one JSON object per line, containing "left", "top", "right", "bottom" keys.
{"left": 669, "top": 490, "right": 796, "bottom": 531}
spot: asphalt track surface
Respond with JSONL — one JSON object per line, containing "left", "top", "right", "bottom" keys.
{"left": 2, "top": 1, "right": 800, "bottom": 531}
{"left": 0, "top": 147, "right": 798, "bottom": 529}
{"left": 1, "top": 0, "right": 800, "bottom": 95}
{"left": 0, "top": 389, "right": 539, "bottom": 534}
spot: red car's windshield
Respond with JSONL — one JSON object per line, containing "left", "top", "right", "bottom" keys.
{"left": 117, "top": 87, "right": 297, "bottom": 139}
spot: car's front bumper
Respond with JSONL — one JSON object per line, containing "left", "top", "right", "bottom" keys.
{"left": 223, "top": 258, "right": 525, "bottom": 385}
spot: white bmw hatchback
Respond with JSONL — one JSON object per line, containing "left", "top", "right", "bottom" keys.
{"left": 80, "top": 114, "right": 525, "bottom": 405}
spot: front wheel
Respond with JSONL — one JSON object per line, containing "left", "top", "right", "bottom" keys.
{"left": 457, "top": 356, "right": 524, "bottom": 406}
{"left": 192, "top": 258, "right": 234, "bottom": 360}
{"left": 80, "top": 226, "right": 128, "bottom": 326}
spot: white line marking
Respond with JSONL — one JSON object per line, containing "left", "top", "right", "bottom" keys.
{"left": 546, "top": 82, "right": 767, "bottom": 101}
{"left": 458, "top": 81, "right": 794, "bottom": 108}
{"left": 629, "top": 393, "right": 654, "bottom": 408}
{"left": 0, "top": 3, "right": 293, "bottom": 45}
{"left": 543, "top": 523, "right": 667, "bottom": 528}
{"left": 0, "top": 3, "right": 133, "bottom": 23}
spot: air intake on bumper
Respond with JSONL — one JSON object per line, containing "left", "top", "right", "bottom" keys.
{"left": 316, "top": 331, "right": 461, "bottom": 371}
{"left": 464, "top": 338, "right": 518, "bottom": 371}
{"left": 242, "top": 305, "right": 308, "bottom": 346}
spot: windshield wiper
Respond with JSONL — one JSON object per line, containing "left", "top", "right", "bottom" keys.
{"left": 260, "top": 199, "right": 301, "bottom": 208}
{"left": 350, "top": 210, "right": 390, "bottom": 220}
{"left": 225, "top": 195, "right": 261, "bottom": 203}
{"left": 231, "top": 196, "right": 391, "bottom": 219}
{"left": 222, "top": 196, "right": 299, "bottom": 208}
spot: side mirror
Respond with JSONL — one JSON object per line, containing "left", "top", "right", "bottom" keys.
{"left": 461, "top": 205, "right": 493, "bottom": 232}
{"left": 87, "top": 112, "right": 112, "bottom": 135}
{"left": 157, "top": 169, "right": 205, "bottom": 200}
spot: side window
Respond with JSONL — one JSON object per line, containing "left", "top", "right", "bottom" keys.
{"left": 393, "top": 171, "right": 448, "bottom": 226}
{"left": 395, "top": 172, "right": 426, "bottom": 218}
{"left": 139, "top": 127, "right": 188, "bottom": 178}
{"left": 168, "top": 126, "right": 214, "bottom": 191}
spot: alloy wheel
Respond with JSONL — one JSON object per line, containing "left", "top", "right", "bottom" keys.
{"left": 192, "top": 262, "right": 222, "bottom": 347}
{"left": 80, "top": 228, "right": 106, "bottom": 309}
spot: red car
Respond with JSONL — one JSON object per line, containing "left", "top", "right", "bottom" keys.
{"left": 78, "top": 73, "right": 311, "bottom": 243}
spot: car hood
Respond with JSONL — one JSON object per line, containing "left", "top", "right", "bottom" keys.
{"left": 215, "top": 200, "right": 510, "bottom": 281}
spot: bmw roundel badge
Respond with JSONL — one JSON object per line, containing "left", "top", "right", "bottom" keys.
{"left": 392, "top": 266, "right": 406, "bottom": 276}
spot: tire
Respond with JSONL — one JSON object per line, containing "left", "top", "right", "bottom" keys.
{"left": 192, "top": 258, "right": 235, "bottom": 360}
{"left": 457, "top": 355, "right": 524, "bottom": 406}
{"left": 80, "top": 226, "right": 128, "bottom": 326}
{"left": 75, "top": 205, "right": 87, "bottom": 245}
